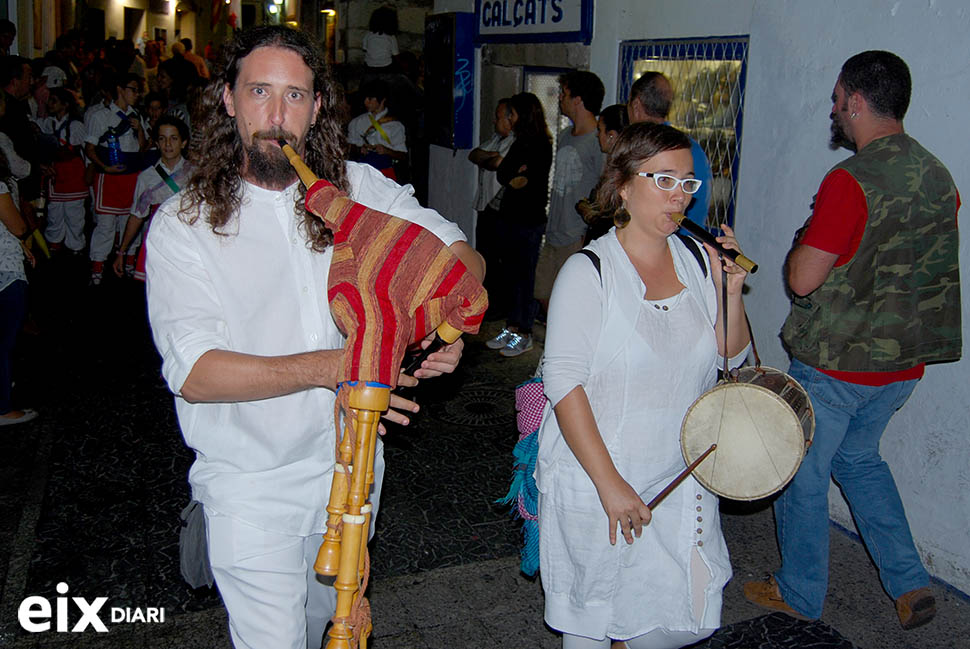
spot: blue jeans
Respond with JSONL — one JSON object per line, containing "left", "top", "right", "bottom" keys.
{"left": 773, "top": 359, "right": 927, "bottom": 618}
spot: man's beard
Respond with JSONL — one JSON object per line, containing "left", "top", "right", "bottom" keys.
{"left": 828, "top": 110, "right": 855, "bottom": 152}
{"left": 243, "top": 128, "right": 300, "bottom": 190}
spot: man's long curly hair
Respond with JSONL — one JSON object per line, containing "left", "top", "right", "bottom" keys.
{"left": 180, "top": 25, "right": 348, "bottom": 251}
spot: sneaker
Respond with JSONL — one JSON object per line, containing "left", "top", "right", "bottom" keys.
{"left": 896, "top": 586, "right": 936, "bottom": 630}
{"left": 500, "top": 333, "right": 533, "bottom": 357}
{"left": 90, "top": 261, "right": 104, "bottom": 286}
{"left": 0, "top": 409, "right": 39, "bottom": 426}
{"left": 743, "top": 576, "right": 810, "bottom": 621}
{"left": 486, "top": 327, "right": 514, "bottom": 350}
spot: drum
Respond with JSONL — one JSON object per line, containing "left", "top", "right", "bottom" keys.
{"left": 680, "top": 366, "right": 814, "bottom": 501}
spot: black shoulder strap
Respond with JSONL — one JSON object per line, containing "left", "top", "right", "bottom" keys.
{"left": 575, "top": 249, "right": 601, "bottom": 284}
{"left": 575, "top": 240, "right": 704, "bottom": 285}
{"left": 675, "top": 232, "right": 708, "bottom": 278}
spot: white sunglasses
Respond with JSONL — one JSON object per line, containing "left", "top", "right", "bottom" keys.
{"left": 637, "top": 172, "right": 703, "bottom": 195}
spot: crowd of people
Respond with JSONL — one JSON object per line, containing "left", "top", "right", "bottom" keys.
{"left": 0, "top": 18, "right": 957, "bottom": 649}
{"left": 0, "top": 12, "right": 425, "bottom": 427}
{"left": 0, "top": 27, "right": 212, "bottom": 426}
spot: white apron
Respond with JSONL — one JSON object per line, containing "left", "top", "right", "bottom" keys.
{"left": 538, "top": 234, "right": 733, "bottom": 641}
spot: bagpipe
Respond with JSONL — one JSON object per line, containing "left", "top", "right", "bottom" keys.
{"left": 280, "top": 140, "right": 488, "bottom": 649}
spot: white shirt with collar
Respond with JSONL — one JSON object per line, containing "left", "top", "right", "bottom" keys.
{"left": 347, "top": 107, "right": 407, "bottom": 152}
{"left": 83, "top": 101, "right": 141, "bottom": 152}
{"left": 146, "top": 162, "right": 464, "bottom": 535}
{"left": 131, "top": 157, "right": 191, "bottom": 219}
{"left": 35, "top": 113, "right": 85, "bottom": 147}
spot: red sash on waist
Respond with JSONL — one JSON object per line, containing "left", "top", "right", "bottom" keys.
{"left": 94, "top": 171, "right": 139, "bottom": 215}
{"left": 48, "top": 156, "right": 88, "bottom": 201}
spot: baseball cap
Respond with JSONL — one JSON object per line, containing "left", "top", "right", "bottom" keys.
{"left": 42, "top": 65, "right": 66, "bottom": 88}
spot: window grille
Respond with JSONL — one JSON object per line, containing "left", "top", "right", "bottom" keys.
{"left": 619, "top": 37, "right": 749, "bottom": 229}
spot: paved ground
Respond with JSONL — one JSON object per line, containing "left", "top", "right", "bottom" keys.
{"left": 0, "top": 259, "right": 967, "bottom": 648}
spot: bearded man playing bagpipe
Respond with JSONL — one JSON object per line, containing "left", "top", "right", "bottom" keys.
{"left": 145, "top": 25, "right": 484, "bottom": 649}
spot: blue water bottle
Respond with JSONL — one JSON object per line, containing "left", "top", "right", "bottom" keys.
{"left": 105, "top": 132, "right": 123, "bottom": 168}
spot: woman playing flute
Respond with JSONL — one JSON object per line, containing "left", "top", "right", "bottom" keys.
{"left": 536, "top": 123, "right": 751, "bottom": 649}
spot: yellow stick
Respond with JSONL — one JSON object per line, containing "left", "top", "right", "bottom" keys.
{"left": 278, "top": 140, "right": 320, "bottom": 188}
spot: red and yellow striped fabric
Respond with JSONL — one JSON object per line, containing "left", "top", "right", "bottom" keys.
{"left": 305, "top": 179, "right": 488, "bottom": 388}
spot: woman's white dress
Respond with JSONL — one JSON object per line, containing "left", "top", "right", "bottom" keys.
{"left": 537, "top": 229, "right": 748, "bottom": 641}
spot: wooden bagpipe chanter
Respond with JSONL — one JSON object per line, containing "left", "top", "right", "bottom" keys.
{"left": 279, "top": 140, "right": 487, "bottom": 649}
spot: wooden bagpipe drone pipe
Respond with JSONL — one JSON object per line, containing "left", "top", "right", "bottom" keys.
{"left": 279, "top": 140, "right": 488, "bottom": 649}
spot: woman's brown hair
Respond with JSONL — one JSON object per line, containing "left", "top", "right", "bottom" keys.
{"left": 507, "top": 92, "right": 551, "bottom": 143}
{"left": 596, "top": 122, "right": 691, "bottom": 228}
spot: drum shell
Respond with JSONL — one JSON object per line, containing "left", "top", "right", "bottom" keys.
{"left": 680, "top": 367, "right": 814, "bottom": 501}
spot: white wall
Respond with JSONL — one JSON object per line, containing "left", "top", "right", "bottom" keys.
{"left": 590, "top": 0, "right": 755, "bottom": 104}
{"left": 429, "top": 144, "right": 479, "bottom": 243}
{"left": 592, "top": 0, "right": 970, "bottom": 592}
{"left": 87, "top": 0, "right": 179, "bottom": 46}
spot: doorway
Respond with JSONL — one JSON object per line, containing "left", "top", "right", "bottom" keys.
{"left": 124, "top": 7, "right": 145, "bottom": 43}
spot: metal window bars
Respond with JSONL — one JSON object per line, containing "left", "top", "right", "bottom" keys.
{"left": 619, "top": 37, "right": 750, "bottom": 230}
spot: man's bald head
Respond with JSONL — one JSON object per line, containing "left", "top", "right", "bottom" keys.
{"left": 627, "top": 71, "right": 673, "bottom": 124}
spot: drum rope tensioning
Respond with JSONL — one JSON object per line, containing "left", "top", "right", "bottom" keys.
{"left": 651, "top": 243, "right": 814, "bottom": 509}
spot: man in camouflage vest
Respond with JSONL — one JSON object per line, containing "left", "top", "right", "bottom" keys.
{"left": 744, "top": 51, "right": 960, "bottom": 630}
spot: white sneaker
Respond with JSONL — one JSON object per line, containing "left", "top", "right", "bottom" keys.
{"left": 0, "top": 409, "right": 39, "bottom": 426}
{"left": 500, "top": 333, "right": 533, "bottom": 357}
{"left": 486, "top": 327, "right": 514, "bottom": 350}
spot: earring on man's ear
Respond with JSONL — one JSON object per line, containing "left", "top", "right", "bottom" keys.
{"left": 850, "top": 112, "right": 858, "bottom": 119}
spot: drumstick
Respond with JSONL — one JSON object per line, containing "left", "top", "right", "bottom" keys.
{"left": 647, "top": 443, "right": 717, "bottom": 510}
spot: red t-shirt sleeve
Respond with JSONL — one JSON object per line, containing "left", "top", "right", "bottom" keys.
{"left": 799, "top": 168, "right": 868, "bottom": 266}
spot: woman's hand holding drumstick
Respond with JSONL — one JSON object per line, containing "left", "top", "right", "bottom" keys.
{"left": 596, "top": 474, "right": 653, "bottom": 546}
{"left": 554, "top": 386, "right": 653, "bottom": 546}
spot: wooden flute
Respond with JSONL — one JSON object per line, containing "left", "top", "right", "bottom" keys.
{"left": 669, "top": 213, "right": 758, "bottom": 273}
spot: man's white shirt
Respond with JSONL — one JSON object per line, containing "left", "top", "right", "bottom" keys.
{"left": 146, "top": 162, "right": 464, "bottom": 534}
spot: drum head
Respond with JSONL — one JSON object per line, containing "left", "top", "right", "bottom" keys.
{"left": 681, "top": 382, "right": 805, "bottom": 500}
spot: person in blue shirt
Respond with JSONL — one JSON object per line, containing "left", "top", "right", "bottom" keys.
{"left": 627, "top": 72, "right": 712, "bottom": 230}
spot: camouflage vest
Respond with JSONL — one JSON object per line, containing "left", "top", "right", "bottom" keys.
{"left": 781, "top": 134, "right": 961, "bottom": 371}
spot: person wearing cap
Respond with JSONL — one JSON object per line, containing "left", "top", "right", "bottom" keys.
{"left": 42, "top": 65, "right": 67, "bottom": 89}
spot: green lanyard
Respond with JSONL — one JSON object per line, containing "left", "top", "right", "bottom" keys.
{"left": 155, "top": 163, "right": 180, "bottom": 193}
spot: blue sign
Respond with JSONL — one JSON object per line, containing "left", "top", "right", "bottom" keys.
{"left": 475, "top": 0, "right": 593, "bottom": 44}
